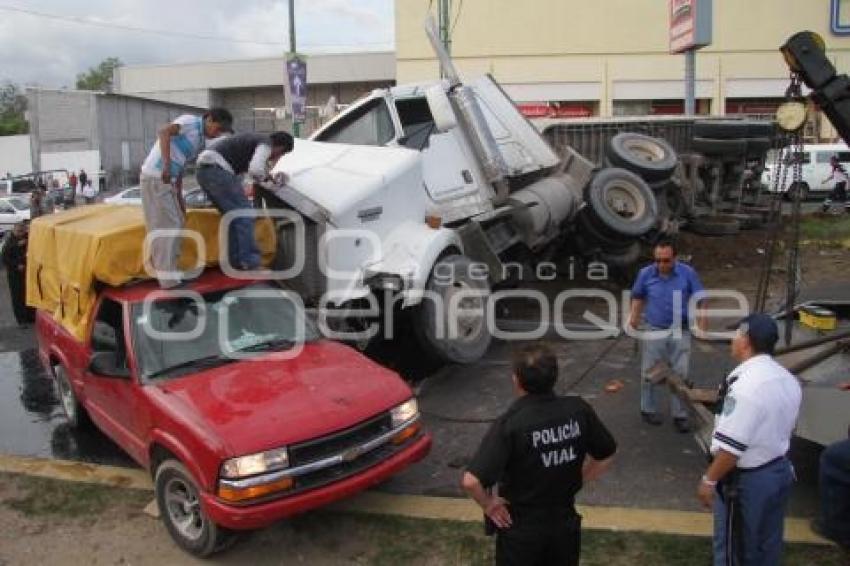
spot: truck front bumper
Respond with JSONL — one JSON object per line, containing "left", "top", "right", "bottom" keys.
{"left": 200, "top": 434, "right": 431, "bottom": 530}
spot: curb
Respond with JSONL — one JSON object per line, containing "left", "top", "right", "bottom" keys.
{"left": 0, "top": 453, "right": 831, "bottom": 545}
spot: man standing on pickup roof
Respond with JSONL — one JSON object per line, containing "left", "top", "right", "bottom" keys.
{"left": 628, "top": 239, "right": 705, "bottom": 433}
{"left": 821, "top": 155, "right": 850, "bottom": 213}
{"left": 196, "top": 131, "right": 294, "bottom": 271}
{"left": 698, "top": 313, "right": 801, "bottom": 566}
{"left": 461, "top": 343, "right": 617, "bottom": 566}
{"left": 139, "top": 108, "right": 233, "bottom": 288}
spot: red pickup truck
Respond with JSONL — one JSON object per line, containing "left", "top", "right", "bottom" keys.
{"left": 36, "top": 269, "right": 431, "bottom": 556}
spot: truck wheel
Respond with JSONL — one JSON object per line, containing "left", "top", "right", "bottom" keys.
{"left": 584, "top": 168, "right": 659, "bottom": 238}
{"left": 53, "top": 365, "right": 90, "bottom": 429}
{"left": 606, "top": 133, "right": 677, "bottom": 182}
{"left": 155, "top": 459, "right": 236, "bottom": 558}
{"left": 413, "top": 255, "right": 491, "bottom": 364}
{"left": 576, "top": 210, "right": 632, "bottom": 250}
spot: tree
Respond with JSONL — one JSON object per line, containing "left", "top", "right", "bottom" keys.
{"left": 75, "top": 57, "right": 122, "bottom": 91}
{"left": 0, "top": 81, "right": 28, "bottom": 136}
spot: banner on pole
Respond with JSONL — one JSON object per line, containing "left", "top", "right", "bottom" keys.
{"left": 285, "top": 54, "right": 307, "bottom": 123}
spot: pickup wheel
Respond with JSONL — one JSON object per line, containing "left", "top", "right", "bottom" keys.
{"left": 606, "top": 133, "right": 677, "bottom": 182}
{"left": 413, "top": 254, "right": 492, "bottom": 364}
{"left": 53, "top": 365, "right": 90, "bottom": 429}
{"left": 155, "top": 459, "right": 236, "bottom": 558}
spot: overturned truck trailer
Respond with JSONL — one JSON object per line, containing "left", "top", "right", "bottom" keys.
{"left": 537, "top": 115, "right": 779, "bottom": 235}
{"left": 258, "top": 20, "right": 678, "bottom": 364}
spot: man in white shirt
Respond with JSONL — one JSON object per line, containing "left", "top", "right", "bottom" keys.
{"left": 139, "top": 108, "right": 233, "bottom": 288}
{"left": 697, "top": 313, "right": 801, "bottom": 566}
{"left": 196, "top": 132, "right": 294, "bottom": 271}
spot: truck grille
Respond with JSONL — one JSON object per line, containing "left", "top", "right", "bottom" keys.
{"left": 288, "top": 413, "right": 393, "bottom": 467}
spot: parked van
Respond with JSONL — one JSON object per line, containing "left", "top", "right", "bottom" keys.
{"left": 762, "top": 143, "right": 850, "bottom": 200}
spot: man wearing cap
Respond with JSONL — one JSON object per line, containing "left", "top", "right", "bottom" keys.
{"left": 697, "top": 313, "right": 802, "bottom": 566}
{"left": 628, "top": 239, "right": 706, "bottom": 432}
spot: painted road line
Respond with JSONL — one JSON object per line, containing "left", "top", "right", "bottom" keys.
{"left": 0, "top": 453, "right": 832, "bottom": 545}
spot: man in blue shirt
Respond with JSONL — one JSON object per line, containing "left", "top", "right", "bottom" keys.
{"left": 628, "top": 240, "right": 705, "bottom": 432}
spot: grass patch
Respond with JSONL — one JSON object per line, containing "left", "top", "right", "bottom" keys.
{"left": 800, "top": 214, "right": 850, "bottom": 243}
{"left": 1, "top": 472, "right": 149, "bottom": 519}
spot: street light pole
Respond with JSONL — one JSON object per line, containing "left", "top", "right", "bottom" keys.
{"left": 289, "top": 0, "right": 300, "bottom": 138}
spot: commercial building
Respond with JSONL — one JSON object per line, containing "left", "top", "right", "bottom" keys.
{"left": 396, "top": 0, "right": 850, "bottom": 136}
{"left": 113, "top": 51, "right": 396, "bottom": 134}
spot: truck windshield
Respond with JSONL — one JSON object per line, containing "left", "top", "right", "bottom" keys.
{"left": 131, "top": 283, "right": 319, "bottom": 379}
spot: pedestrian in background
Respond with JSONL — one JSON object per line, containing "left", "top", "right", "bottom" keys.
{"left": 698, "top": 313, "right": 801, "bottom": 566}
{"left": 78, "top": 169, "right": 88, "bottom": 191}
{"left": 461, "top": 343, "right": 617, "bottom": 566}
{"left": 139, "top": 107, "right": 233, "bottom": 288}
{"left": 2, "top": 223, "right": 34, "bottom": 326}
{"left": 196, "top": 131, "right": 293, "bottom": 271}
{"left": 628, "top": 239, "right": 705, "bottom": 432}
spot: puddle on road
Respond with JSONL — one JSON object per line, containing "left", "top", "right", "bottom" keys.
{"left": 0, "top": 349, "right": 135, "bottom": 468}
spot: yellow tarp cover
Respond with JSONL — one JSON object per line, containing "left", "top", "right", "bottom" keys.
{"left": 26, "top": 204, "right": 276, "bottom": 341}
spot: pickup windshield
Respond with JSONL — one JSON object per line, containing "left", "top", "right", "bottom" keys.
{"left": 132, "top": 283, "right": 318, "bottom": 379}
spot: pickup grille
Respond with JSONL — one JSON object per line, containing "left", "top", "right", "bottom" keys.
{"left": 288, "top": 413, "right": 393, "bottom": 467}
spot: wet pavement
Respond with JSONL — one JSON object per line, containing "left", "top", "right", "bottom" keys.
{"left": 0, "top": 267, "right": 826, "bottom": 515}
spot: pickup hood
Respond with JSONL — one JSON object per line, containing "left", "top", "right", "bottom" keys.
{"left": 270, "top": 140, "right": 423, "bottom": 223}
{"left": 146, "top": 340, "right": 413, "bottom": 458}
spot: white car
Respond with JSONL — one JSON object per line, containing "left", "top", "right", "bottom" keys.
{"left": 0, "top": 195, "right": 31, "bottom": 236}
{"left": 104, "top": 186, "right": 142, "bottom": 205}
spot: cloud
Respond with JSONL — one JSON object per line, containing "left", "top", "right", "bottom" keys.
{"left": 0, "top": 0, "right": 394, "bottom": 87}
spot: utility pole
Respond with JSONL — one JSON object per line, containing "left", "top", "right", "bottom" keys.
{"left": 685, "top": 49, "right": 695, "bottom": 115}
{"left": 438, "top": 0, "right": 451, "bottom": 78}
{"left": 289, "top": 0, "right": 300, "bottom": 138}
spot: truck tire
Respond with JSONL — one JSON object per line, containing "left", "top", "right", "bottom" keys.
{"left": 584, "top": 168, "right": 659, "bottom": 238}
{"left": 692, "top": 137, "right": 747, "bottom": 156}
{"left": 599, "top": 241, "right": 642, "bottom": 267}
{"left": 53, "top": 365, "right": 91, "bottom": 429}
{"left": 155, "top": 459, "right": 237, "bottom": 557}
{"left": 693, "top": 120, "right": 749, "bottom": 139}
{"left": 687, "top": 218, "right": 740, "bottom": 236}
{"left": 606, "top": 133, "right": 677, "bottom": 182}
{"left": 576, "top": 209, "right": 632, "bottom": 250}
{"left": 413, "top": 254, "right": 491, "bottom": 364}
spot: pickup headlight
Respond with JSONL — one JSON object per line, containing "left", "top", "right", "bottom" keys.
{"left": 390, "top": 398, "right": 421, "bottom": 445}
{"left": 221, "top": 447, "right": 289, "bottom": 479}
{"left": 391, "top": 398, "right": 419, "bottom": 427}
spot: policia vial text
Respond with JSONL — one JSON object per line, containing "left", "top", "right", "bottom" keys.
{"left": 531, "top": 421, "right": 581, "bottom": 468}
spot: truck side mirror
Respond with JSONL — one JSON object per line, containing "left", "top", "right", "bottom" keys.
{"left": 426, "top": 85, "right": 458, "bottom": 132}
{"left": 89, "top": 351, "right": 130, "bottom": 379}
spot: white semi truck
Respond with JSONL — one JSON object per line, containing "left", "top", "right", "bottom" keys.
{"left": 263, "top": 21, "right": 674, "bottom": 363}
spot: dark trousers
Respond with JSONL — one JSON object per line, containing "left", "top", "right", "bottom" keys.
{"left": 496, "top": 512, "right": 581, "bottom": 566}
{"left": 7, "top": 270, "right": 34, "bottom": 324}
{"left": 197, "top": 165, "right": 261, "bottom": 270}
{"left": 819, "top": 439, "right": 850, "bottom": 546}
{"left": 713, "top": 458, "right": 794, "bottom": 566}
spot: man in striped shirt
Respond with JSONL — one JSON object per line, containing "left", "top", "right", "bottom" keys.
{"left": 140, "top": 108, "right": 233, "bottom": 288}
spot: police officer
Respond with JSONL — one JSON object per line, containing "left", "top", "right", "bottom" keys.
{"left": 697, "top": 313, "right": 802, "bottom": 566}
{"left": 462, "top": 343, "right": 617, "bottom": 566}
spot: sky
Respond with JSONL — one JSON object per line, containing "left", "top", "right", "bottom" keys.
{"left": 0, "top": 0, "right": 395, "bottom": 87}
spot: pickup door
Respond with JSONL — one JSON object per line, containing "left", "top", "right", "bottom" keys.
{"left": 82, "top": 297, "right": 150, "bottom": 464}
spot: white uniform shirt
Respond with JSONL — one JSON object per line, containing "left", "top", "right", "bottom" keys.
{"left": 710, "top": 354, "right": 802, "bottom": 469}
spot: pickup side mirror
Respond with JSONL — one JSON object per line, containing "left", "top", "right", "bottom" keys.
{"left": 89, "top": 351, "right": 131, "bottom": 379}
{"left": 426, "top": 85, "right": 458, "bottom": 132}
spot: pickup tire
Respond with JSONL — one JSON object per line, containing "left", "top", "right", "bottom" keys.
{"left": 584, "top": 168, "right": 659, "bottom": 238}
{"left": 413, "top": 254, "right": 491, "bottom": 364}
{"left": 53, "top": 365, "right": 90, "bottom": 429}
{"left": 155, "top": 459, "right": 236, "bottom": 558}
{"left": 606, "top": 133, "right": 678, "bottom": 182}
